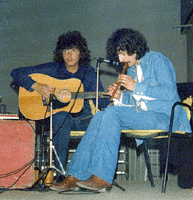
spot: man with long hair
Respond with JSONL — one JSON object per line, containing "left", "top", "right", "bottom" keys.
{"left": 11, "top": 30, "right": 109, "bottom": 182}
{"left": 50, "top": 28, "right": 191, "bottom": 192}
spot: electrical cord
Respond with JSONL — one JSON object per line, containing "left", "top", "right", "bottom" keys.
{"left": 0, "top": 158, "right": 35, "bottom": 193}
{"left": 0, "top": 120, "right": 39, "bottom": 193}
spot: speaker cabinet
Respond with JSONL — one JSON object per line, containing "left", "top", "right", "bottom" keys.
{"left": 0, "top": 120, "right": 35, "bottom": 188}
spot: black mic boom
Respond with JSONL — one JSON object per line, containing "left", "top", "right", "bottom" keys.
{"left": 97, "top": 58, "right": 120, "bottom": 66}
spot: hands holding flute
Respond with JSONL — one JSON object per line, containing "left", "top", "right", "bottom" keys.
{"left": 104, "top": 74, "right": 136, "bottom": 101}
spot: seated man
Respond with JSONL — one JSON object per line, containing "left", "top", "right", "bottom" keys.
{"left": 10, "top": 30, "right": 109, "bottom": 181}
{"left": 50, "top": 28, "right": 191, "bottom": 192}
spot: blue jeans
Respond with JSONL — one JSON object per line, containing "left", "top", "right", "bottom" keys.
{"left": 52, "top": 110, "right": 93, "bottom": 174}
{"left": 66, "top": 106, "right": 160, "bottom": 183}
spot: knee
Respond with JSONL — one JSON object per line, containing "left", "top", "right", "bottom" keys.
{"left": 104, "top": 106, "right": 118, "bottom": 116}
{"left": 92, "top": 110, "right": 105, "bottom": 119}
{"left": 53, "top": 111, "right": 73, "bottom": 124}
{"left": 101, "top": 106, "right": 121, "bottom": 122}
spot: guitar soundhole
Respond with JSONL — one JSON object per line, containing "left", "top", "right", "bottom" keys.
{"left": 56, "top": 87, "right": 71, "bottom": 103}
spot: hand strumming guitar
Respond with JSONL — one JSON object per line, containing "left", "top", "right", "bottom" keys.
{"left": 31, "top": 82, "right": 55, "bottom": 99}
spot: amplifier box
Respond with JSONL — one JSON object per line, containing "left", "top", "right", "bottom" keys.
{"left": 0, "top": 120, "right": 35, "bottom": 189}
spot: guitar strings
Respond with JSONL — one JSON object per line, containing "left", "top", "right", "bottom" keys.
{"left": 52, "top": 63, "right": 90, "bottom": 139}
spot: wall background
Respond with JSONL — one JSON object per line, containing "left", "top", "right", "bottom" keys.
{"left": 1, "top": 0, "right": 187, "bottom": 114}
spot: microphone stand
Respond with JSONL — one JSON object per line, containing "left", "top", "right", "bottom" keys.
{"left": 31, "top": 94, "right": 66, "bottom": 188}
{"left": 95, "top": 59, "right": 101, "bottom": 113}
{"left": 49, "top": 94, "right": 66, "bottom": 176}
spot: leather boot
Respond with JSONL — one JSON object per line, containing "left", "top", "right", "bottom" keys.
{"left": 50, "top": 175, "right": 79, "bottom": 191}
{"left": 76, "top": 175, "right": 112, "bottom": 192}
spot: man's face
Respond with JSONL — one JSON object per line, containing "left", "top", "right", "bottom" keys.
{"left": 62, "top": 47, "right": 80, "bottom": 68}
{"left": 117, "top": 50, "right": 140, "bottom": 67}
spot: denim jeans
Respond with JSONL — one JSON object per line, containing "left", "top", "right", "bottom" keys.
{"left": 66, "top": 106, "right": 160, "bottom": 183}
{"left": 51, "top": 110, "right": 93, "bottom": 175}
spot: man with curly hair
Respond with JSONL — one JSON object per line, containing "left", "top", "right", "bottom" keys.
{"left": 50, "top": 28, "right": 191, "bottom": 192}
{"left": 10, "top": 30, "right": 109, "bottom": 182}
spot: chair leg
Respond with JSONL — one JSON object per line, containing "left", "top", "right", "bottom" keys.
{"left": 161, "top": 135, "right": 172, "bottom": 193}
{"left": 143, "top": 140, "right": 155, "bottom": 187}
{"left": 113, "top": 181, "right": 126, "bottom": 191}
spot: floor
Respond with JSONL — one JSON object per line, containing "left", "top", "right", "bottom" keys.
{"left": 1, "top": 130, "right": 193, "bottom": 199}
{"left": 1, "top": 177, "right": 193, "bottom": 200}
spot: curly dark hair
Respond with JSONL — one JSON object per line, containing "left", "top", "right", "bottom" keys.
{"left": 53, "top": 31, "right": 91, "bottom": 66}
{"left": 106, "top": 28, "right": 149, "bottom": 61}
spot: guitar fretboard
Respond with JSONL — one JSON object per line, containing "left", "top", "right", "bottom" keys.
{"left": 71, "top": 92, "right": 109, "bottom": 100}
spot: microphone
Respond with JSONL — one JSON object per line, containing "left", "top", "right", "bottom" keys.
{"left": 97, "top": 58, "right": 120, "bottom": 66}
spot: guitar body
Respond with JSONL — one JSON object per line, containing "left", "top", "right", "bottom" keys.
{"left": 19, "top": 74, "right": 84, "bottom": 120}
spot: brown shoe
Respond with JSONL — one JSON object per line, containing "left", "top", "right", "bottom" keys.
{"left": 76, "top": 175, "right": 112, "bottom": 192}
{"left": 50, "top": 175, "right": 79, "bottom": 191}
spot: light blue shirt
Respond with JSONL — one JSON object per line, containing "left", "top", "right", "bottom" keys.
{"left": 121, "top": 51, "right": 191, "bottom": 133}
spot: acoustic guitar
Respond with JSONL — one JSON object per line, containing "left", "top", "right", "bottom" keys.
{"left": 19, "top": 73, "right": 109, "bottom": 120}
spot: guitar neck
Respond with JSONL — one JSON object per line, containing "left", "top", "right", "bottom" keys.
{"left": 72, "top": 92, "right": 109, "bottom": 100}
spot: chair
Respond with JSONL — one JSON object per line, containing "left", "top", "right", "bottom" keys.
{"left": 70, "top": 83, "right": 193, "bottom": 192}
{"left": 161, "top": 100, "right": 193, "bottom": 192}
{"left": 121, "top": 82, "right": 193, "bottom": 193}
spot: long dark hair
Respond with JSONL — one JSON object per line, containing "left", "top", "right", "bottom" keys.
{"left": 106, "top": 28, "right": 149, "bottom": 61}
{"left": 53, "top": 31, "right": 91, "bottom": 66}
